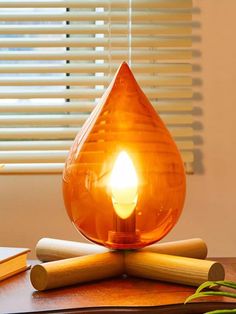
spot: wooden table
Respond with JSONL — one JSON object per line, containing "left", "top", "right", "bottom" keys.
{"left": 0, "top": 258, "right": 235, "bottom": 314}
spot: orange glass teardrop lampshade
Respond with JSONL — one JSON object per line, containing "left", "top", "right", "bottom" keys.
{"left": 63, "top": 62, "right": 186, "bottom": 250}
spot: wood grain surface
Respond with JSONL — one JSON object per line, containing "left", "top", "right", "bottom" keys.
{"left": 0, "top": 258, "right": 235, "bottom": 314}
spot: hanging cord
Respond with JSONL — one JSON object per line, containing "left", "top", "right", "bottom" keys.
{"left": 108, "top": 0, "right": 112, "bottom": 79}
{"left": 128, "top": 0, "right": 132, "bottom": 67}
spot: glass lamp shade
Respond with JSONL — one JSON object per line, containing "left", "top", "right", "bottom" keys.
{"left": 63, "top": 62, "right": 186, "bottom": 250}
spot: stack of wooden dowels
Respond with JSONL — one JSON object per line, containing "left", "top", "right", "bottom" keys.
{"left": 30, "top": 238, "right": 225, "bottom": 291}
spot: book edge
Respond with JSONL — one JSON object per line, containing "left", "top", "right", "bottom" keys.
{"left": 0, "top": 264, "right": 30, "bottom": 282}
{"left": 0, "top": 249, "right": 30, "bottom": 264}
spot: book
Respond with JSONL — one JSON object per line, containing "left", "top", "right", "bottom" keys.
{"left": 0, "top": 247, "right": 30, "bottom": 282}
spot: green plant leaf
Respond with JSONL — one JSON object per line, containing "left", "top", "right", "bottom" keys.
{"left": 185, "top": 291, "right": 236, "bottom": 304}
{"left": 196, "top": 281, "right": 219, "bottom": 294}
{"left": 196, "top": 281, "right": 236, "bottom": 295}
{"left": 214, "top": 282, "right": 236, "bottom": 290}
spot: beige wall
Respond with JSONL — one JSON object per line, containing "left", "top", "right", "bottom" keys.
{"left": 167, "top": 0, "right": 236, "bottom": 255}
{"left": 0, "top": 0, "right": 236, "bottom": 257}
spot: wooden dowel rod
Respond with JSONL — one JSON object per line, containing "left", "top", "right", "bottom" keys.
{"left": 30, "top": 252, "right": 124, "bottom": 291}
{"left": 31, "top": 250, "right": 225, "bottom": 291}
{"left": 36, "top": 238, "right": 207, "bottom": 262}
{"left": 142, "top": 238, "right": 208, "bottom": 259}
{"left": 125, "top": 251, "right": 225, "bottom": 287}
{"left": 36, "top": 238, "right": 109, "bottom": 262}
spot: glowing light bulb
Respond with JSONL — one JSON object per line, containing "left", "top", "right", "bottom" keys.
{"left": 109, "top": 151, "right": 138, "bottom": 219}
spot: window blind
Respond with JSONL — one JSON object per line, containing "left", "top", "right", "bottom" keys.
{"left": 0, "top": 0, "right": 193, "bottom": 174}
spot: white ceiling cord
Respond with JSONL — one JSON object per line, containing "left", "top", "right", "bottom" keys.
{"left": 128, "top": 0, "right": 132, "bottom": 68}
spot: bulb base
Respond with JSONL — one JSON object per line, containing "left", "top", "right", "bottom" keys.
{"left": 106, "top": 230, "right": 142, "bottom": 249}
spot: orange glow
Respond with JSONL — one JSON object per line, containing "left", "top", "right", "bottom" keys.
{"left": 63, "top": 62, "right": 186, "bottom": 249}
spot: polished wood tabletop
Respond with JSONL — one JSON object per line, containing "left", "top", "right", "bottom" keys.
{"left": 0, "top": 258, "right": 235, "bottom": 314}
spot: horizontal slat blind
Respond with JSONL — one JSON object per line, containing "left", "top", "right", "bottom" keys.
{"left": 0, "top": 63, "right": 192, "bottom": 73}
{"left": 0, "top": 0, "right": 193, "bottom": 174}
{"left": 0, "top": 50, "right": 192, "bottom": 60}
{"left": 0, "top": 12, "right": 192, "bottom": 22}
{"left": 0, "top": 1, "right": 193, "bottom": 9}
{"left": 0, "top": 24, "right": 192, "bottom": 35}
